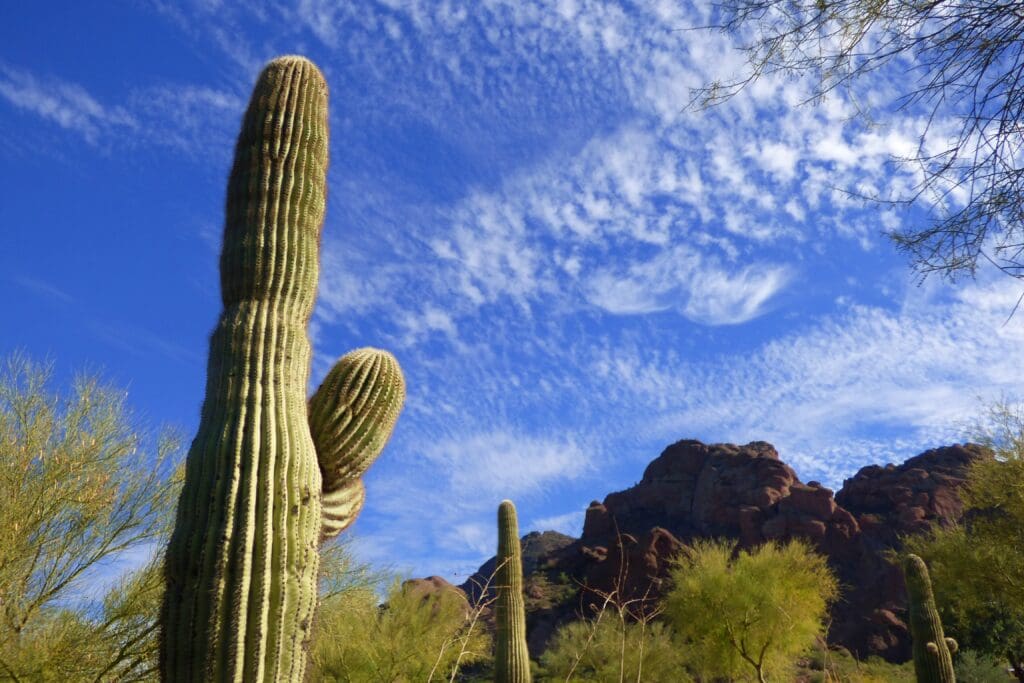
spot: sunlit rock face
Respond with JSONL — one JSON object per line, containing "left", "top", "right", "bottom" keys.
{"left": 452, "top": 439, "right": 989, "bottom": 662}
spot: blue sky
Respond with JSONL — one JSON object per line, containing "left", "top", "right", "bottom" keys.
{"left": 3, "top": 1, "right": 1023, "bottom": 584}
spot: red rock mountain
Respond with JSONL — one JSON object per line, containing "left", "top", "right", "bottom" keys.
{"left": 457, "top": 438, "right": 990, "bottom": 662}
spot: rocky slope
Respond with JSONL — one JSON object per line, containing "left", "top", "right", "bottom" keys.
{"left": 455, "top": 438, "right": 990, "bottom": 662}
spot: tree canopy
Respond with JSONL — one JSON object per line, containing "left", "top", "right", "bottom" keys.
{"left": 662, "top": 537, "right": 839, "bottom": 683}
{"left": 0, "top": 354, "right": 180, "bottom": 680}
{"left": 538, "top": 617, "right": 688, "bottom": 682}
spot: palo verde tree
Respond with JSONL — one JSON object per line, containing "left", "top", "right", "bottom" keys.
{"left": 663, "top": 537, "right": 839, "bottom": 683}
{"left": 697, "top": 0, "right": 1024, "bottom": 287}
{"left": 0, "top": 353, "right": 180, "bottom": 681}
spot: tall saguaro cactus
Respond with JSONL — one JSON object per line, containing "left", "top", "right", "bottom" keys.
{"left": 903, "top": 554, "right": 957, "bottom": 683}
{"left": 161, "top": 56, "right": 404, "bottom": 681}
{"left": 495, "top": 500, "right": 532, "bottom": 683}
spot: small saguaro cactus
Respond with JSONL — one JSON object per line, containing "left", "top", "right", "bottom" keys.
{"left": 903, "top": 554, "right": 956, "bottom": 683}
{"left": 161, "top": 56, "right": 404, "bottom": 681}
{"left": 495, "top": 500, "right": 532, "bottom": 683}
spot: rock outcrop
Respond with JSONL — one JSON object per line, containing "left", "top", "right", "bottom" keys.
{"left": 456, "top": 439, "right": 989, "bottom": 663}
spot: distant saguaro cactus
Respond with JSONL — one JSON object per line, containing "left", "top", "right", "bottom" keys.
{"left": 903, "top": 554, "right": 956, "bottom": 683}
{"left": 161, "top": 56, "right": 404, "bottom": 681}
{"left": 495, "top": 499, "right": 532, "bottom": 683}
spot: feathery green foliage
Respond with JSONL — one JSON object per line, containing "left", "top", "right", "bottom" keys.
{"left": 310, "top": 579, "right": 490, "bottom": 682}
{"left": 495, "top": 500, "right": 531, "bottom": 683}
{"left": 161, "top": 55, "right": 405, "bottom": 681}
{"left": 0, "top": 354, "right": 180, "bottom": 681}
{"left": 801, "top": 645, "right": 917, "bottom": 682}
{"left": 904, "top": 554, "right": 956, "bottom": 682}
{"left": 537, "top": 617, "right": 689, "bottom": 682}
{"left": 952, "top": 650, "right": 1012, "bottom": 682}
{"left": 663, "top": 538, "right": 839, "bottom": 683}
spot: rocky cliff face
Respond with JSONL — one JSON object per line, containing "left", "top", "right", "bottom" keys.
{"left": 454, "top": 439, "right": 989, "bottom": 662}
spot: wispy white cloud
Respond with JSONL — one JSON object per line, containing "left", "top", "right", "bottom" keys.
{"left": 357, "top": 275, "right": 1024, "bottom": 578}
{"left": 11, "top": 275, "right": 74, "bottom": 304}
{"left": 531, "top": 509, "right": 585, "bottom": 537}
{"left": 127, "top": 84, "right": 243, "bottom": 158}
{"left": 0, "top": 61, "right": 243, "bottom": 160}
{"left": 0, "top": 64, "right": 136, "bottom": 144}
{"left": 351, "top": 425, "right": 599, "bottom": 579}
{"left": 421, "top": 430, "right": 591, "bottom": 501}
{"left": 585, "top": 245, "right": 791, "bottom": 324}
{"left": 87, "top": 319, "right": 202, "bottom": 366}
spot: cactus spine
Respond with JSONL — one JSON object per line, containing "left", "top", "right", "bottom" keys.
{"left": 161, "top": 56, "right": 404, "bottom": 681}
{"left": 495, "top": 500, "right": 531, "bottom": 683}
{"left": 903, "top": 554, "right": 956, "bottom": 683}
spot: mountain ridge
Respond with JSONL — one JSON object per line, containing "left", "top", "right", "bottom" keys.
{"left": 440, "top": 438, "right": 989, "bottom": 662}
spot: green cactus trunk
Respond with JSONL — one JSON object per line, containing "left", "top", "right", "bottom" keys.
{"left": 495, "top": 500, "right": 531, "bottom": 683}
{"left": 904, "top": 554, "right": 956, "bottom": 683}
{"left": 161, "top": 56, "right": 328, "bottom": 682}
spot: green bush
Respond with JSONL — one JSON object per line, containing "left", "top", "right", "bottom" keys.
{"left": 538, "top": 617, "right": 688, "bottom": 681}
{"left": 311, "top": 579, "right": 490, "bottom": 682}
{"left": 902, "top": 400, "right": 1024, "bottom": 674}
{"left": 800, "top": 645, "right": 916, "bottom": 682}
{"left": 0, "top": 355, "right": 179, "bottom": 681}
{"left": 954, "top": 650, "right": 1014, "bottom": 682}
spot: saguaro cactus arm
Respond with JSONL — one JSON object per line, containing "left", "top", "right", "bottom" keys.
{"left": 308, "top": 347, "right": 405, "bottom": 541}
{"left": 903, "top": 553, "right": 956, "bottom": 683}
{"left": 161, "top": 56, "right": 328, "bottom": 682}
{"left": 495, "top": 499, "right": 532, "bottom": 683}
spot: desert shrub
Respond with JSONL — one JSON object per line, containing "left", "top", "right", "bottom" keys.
{"left": 954, "top": 649, "right": 1014, "bottom": 682}
{"left": 902, "top": 400, "right": 1024, "bottom": 675}
{"left": 311, "top": 579, "right": 490, "bottom": 682}
{"left": 523, "top": 572, "right": 577, "bottom": 613}
{"left": 800, "top": 644, "right": 916, "bottom": 682}
{"left": 538, "top": 616, "right": 688, "bottom": 682}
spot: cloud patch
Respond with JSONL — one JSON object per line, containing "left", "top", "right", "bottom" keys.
{"left": 0, "top": 64, "right": 135, "bottom": 144}
{"left": 421, "top": 430, "right": 591, "bottom": 500}
{"left": 585, "top": 246, "right": 791, "bottom": 324}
